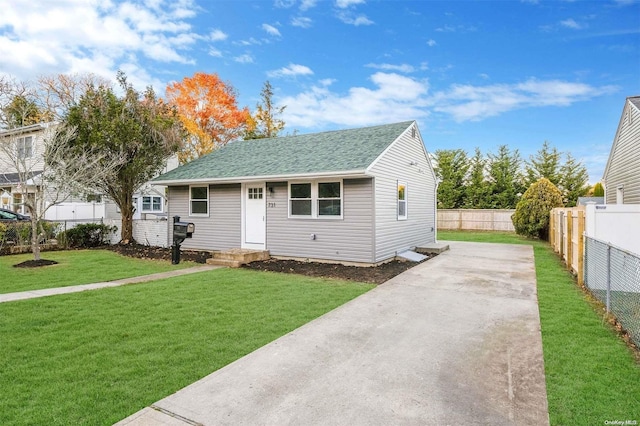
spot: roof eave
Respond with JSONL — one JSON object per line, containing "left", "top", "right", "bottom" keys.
{"left": 153, "top": 169, "right": 369, "bottom": 186}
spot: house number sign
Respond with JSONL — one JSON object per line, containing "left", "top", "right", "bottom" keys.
{"left": 268, "top": 202, "right": 276, "bottom": 208}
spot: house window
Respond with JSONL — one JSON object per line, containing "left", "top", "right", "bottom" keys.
{"left": 142, "top": 196, "right": 162, "bottom": 212}
{"left": 190, "top": 186, "right": 209, "bottom": 215}
{"left": 318, "top": 182, "right": 341, "bottom": 216}
{"left": 397, "top": 181, "right": 407, "bottom": 220}
{"left": 17, "top": 136, "right": 33, "bottom": 159}
{"left": 290, "top": 183, "right": 312, "bottom": 216}
{"left": 289, "top": 181, "right": 342, "bottom": 218}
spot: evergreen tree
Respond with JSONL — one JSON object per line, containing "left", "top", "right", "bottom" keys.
{"left": 245, "top": 81, "right": 286, "bottom": 140}
{"left": 592, "top": 182, "right": 604, "bottom": 197}
{"left": 433, "top": 149, "right": 469, "bottom": 209}
{"left": 559, "top": 153, "right": 589, "bottom": 207}
{"left": 512, "top": 178, "right": 563, "bottom": 240}
{"left": 487, "top": 145, "right": 525, "bottom": 209}
{"left": 464, "top": 147, "right": 490, "bottom": 208}
{"left": 525, "top": 140, "right": 561, "bottom": 187}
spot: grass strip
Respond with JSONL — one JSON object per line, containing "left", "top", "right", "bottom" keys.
{"left": 0, "top": 268, "right": 373, "bottom": 425}
{"left": 0, "top": 250, "right": 194, "bottom": 294}
{"left": 439, "top": 231, "right": 640, "bottom": 425}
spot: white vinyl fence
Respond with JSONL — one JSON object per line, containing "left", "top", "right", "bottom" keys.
{"left": 585, "top": 204, "right": 640, "bottom": 256}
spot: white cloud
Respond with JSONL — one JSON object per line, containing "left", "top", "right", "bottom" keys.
{"left": 336, "top": 0, "right": 366, "bottom": 8}
{"left": 268, "top": 63, "right": 314, "bottom": 78}
{"left": 337, "top": 11, "right": 374, "bottom": 26}
{"left": 366, "top": 63, "right": 415, "bottom": 73}
{"left": 560, "top": 18, "right": 584, "bottom": 29}
{"left": 262, "top": 23, "right": 282, "bottom": 37}
{"left": 279, "top": 72, "right": 430, "bottom": 128}
{"left": 300, "top": 0, "right": 318, "bottom": 10}
{"left": 291, "top": 16, "right": 313, "bottom": 28}
{"left": 234, "top": 54, "right": 254, "bottom": 63}
{"left": 277, "top": 73, "right": 616, "bottom": 130}
{"left": 0, "top": 0, "right": 200, "bottom": 88}
{"left": 208, "top": 47, "right": 223, "bottom": 57}
{"left": 210, "top": 29, "right": 228, "bottom": 41}
{"left": 432, "top": 78, "right": 617, "bottom": 122}
{"left": 426, "top": 39, "right": 437, "bottom": 47}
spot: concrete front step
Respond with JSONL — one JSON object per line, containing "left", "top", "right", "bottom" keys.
{"left": 206, "top": 249, "right": 270, "bottom": 268}
{"left": 415, "top": 243, "right": 450, "bottom": 255}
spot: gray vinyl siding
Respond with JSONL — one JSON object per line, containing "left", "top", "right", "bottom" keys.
{"left": 604, "top": 101, "right": 640, "bottom": 204}
{"left": 266, "top": 178, "right": 375, "bottom": 263}
{"left": 168, "top": 184, "right": 241, "bottom": 250}
{"left": 368, "top": 124, "right": 436, "bottom": 262}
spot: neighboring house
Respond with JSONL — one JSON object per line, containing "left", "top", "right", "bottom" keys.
{"left": 577, "top": 197, "right": 604, "bottom": 206}
{"left": 0, "top": 123, "right": 176, "bottom": 224}
{"left": 0, "top": 123, "right": 48, "bottom": 215}
{"left": 153, "top": 121, "right": 438, "bottom": 264}
{"left": 603, "top": 95, "right": 640, "bottom": 204}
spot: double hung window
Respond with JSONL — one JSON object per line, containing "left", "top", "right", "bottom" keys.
{"left": 142, "top": 196, "right": 162, "bottom": 212}
{"left": 289, "top": 181, "right": 342, "bottom": 218}
{"left": 190, "top": 186, "right": 209, "bottom": 215}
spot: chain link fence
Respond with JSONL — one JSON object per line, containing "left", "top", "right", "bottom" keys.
{"left": 584, "top": 236, "right": 640, "bottom": 347}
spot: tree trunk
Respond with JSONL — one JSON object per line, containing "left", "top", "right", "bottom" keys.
{"left": 30, "top": 218, "right": 41, "bottom": 261}
{"left": 120, "top": 202, "right": 135, "bottom": 244}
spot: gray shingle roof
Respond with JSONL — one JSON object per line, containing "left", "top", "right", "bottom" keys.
{"left": 154, "top": 121, "right": 413, "bottom": 183}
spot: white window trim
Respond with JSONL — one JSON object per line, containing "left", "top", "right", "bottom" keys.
{"left": 398, "top": 181, "right": 407, "bottom": 221}
{"left": 141, "top": 195, "right": 163, "bottom": 213}
{"left": 189, "top": 185, "right": 209, "bottom": 217}
{"left": 17, "top": 136, "right": 33, "bottom": 159}
{"left": 288, "top": 179, "right": 343, "bottom": 219}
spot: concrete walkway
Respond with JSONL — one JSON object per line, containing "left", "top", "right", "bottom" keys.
{"left": 0, "top": 265, "right": 221, "bottom": 303}
{"left": 116, "top": 241, "right": 549, "bottom": 426}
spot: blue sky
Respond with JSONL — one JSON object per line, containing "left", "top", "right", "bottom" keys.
{"left": 1, "top": 0, "right": 639, "bottom": 183}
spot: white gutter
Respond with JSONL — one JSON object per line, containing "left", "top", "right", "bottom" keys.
{"left": 153, "top": 169, "right": 369, "bottom": 186}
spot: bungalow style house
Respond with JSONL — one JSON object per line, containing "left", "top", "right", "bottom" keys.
{"left": 154, "top": 121, "right": 438, "bottom": 265}
{"left": 603, "top": 95, "right": 640, "bottom": 204}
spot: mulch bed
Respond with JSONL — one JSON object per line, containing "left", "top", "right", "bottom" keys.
{"left": 13, "top": 259, "right": 59, "bottom": 268}
{"left": 243, "top": 255, "right": 437, "bottom": 284}
{"left": 103, "top": 243, "right": 436, "bottom": 285}
{"left": 104, "top": 244, "right": 213, "bottom": 263}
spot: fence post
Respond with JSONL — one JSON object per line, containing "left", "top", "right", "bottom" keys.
{"left": 577, "top": 210, "right": 585, "bottom": 286}
{"left": 549, "top": 209, "right": 556, "bottom": 251}
{"left": 566, "top": 210, "right": 573, "bottom": 272}
{"left": 606, "top": 244, "right": 611, "bottom": 313}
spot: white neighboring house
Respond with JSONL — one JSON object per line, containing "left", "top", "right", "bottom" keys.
{"left": 0, "top": 122, "right": 178, "bottom": 227}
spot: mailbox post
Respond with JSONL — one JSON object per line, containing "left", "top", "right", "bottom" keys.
{"left": 172, "top": 215, "right": 195, "bottom": 264}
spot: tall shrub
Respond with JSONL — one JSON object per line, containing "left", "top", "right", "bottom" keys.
{"left": 512, "top": 178, "right": 564, "bottom": 240}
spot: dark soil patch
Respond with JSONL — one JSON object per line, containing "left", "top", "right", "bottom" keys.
{"left": 243, "top": 255, "right": 437, "bottom": 284}
{"left": 13, "top": 259, "right": 59, "bottom": 268}
{"left": 104, "top": 244, "right": 212, "bottom": 264}
{"left": 104, "top": 243, "right": 436, "bottom": 285}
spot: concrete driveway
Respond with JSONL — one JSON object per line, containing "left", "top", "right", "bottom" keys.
{"left": 116, "top": 241, "right": 549, "bottom": 426}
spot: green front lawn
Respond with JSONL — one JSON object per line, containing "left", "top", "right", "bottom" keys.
{"left": 0, "top": 268, "right": 373, "bottom": 425}
{"left": 439, "top": 230, "right": 640, "bottom": 425}
{"left": 0, "top": 250, "right": 194, "bottom": 294}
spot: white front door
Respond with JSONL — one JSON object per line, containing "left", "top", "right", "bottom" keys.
{"left": 243, "top": 183, "right": 266, "bottom": 248}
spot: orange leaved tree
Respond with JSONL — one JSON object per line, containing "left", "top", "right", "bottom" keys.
{"left": 166, "top": 72, "right": 250, "bottom": 163}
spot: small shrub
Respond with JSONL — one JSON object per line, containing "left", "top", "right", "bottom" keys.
{"left": 0, "top": 222, "right": 7, "bottom": 244}
{"left": 60, "top": 223, "right": 117, "bottom": 248}
{"left": 512, "top": 177, "right": 564, "bottom": 240}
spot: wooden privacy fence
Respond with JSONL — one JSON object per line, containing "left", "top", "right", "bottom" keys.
{"left": 437, "top": 209, "right": 516, "bottom": 232}
{"left": 549, "top": 207, "right": 585, "bottom": 285}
